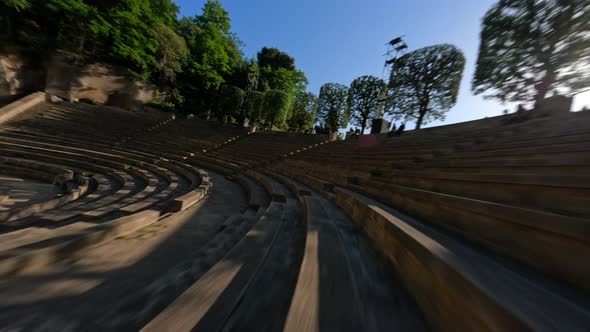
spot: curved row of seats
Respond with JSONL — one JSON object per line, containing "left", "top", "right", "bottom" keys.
{"left": 128, "top": 148, "right": 425, "bottom": 332}
{"left": 1, "top": 96, "right": 589, "bottom": 331}
{"left": 0, "top": 101, "right": 213, "bottom": 276}
{"left": 6, "top": 108, "right": 420, "bottom": 331}
{"left": 271, "top": 110, "right": 590, "bottom": 331}
{"left": 2, "top": 100, "right": 426, "bottom": 330}
{"left": 134, "top": 108, "right": 590, "bottom": 331}
{"left": 0, "top": 156, "right": 90, "bottom": 222}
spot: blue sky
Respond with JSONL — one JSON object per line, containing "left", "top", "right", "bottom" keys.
{"left": 174, "top": 0, "right": 590, "bottom": 129}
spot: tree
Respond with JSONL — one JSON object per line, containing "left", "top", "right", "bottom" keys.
{"left": 244, "top": 90, "right": 264, "bottom": 128}
{"left": 288, "top": 91, "right": 318, "bottom": 133}
{"left": 262, "top": 90, "right": 290, "bottom": 129}
{"left": 0, "top": 0, "right": 181, "bottom": 79}
{"left": 257, "top": 47, "right": 295, "bottom": 71}
{"left": 179, "top": 1, "right": 234, "bottom": 89}
{"left": 225, "top": 58, "right": 258, "bottom": 90}
{"left": 348, "top": 75, "right": 386, "bottom": 133}
{"left": 84, "top": 0, "right": 180, "bottom": 78}
{"left": 176, "top": 0, "right": 241, "bottom": 114}
{"left": 473, "top": 0, "right": 590, "bottom": 106}
{"left": 216, "top": 85, "right": 244, "bottom": 123}
{"left": 0, "top": 0, "right": 309, "bottom": 118}
{"left": 256, "top": 47, "right": 308, "bottom": 94}
{"left": 154, "top": 24, "right": 188, "bottom": 106}
{"left": 317, "top": 83, "right": 349, "bottom": 133}
{"left": 387, "top": 44, "right": 465, "bottom": 130}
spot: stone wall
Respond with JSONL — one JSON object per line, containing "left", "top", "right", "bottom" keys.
{"left": 0, "top": 51, "right": 45, "bottom": 105}
{"left": 0, "top": 51, "right": 158, "bottom": 110}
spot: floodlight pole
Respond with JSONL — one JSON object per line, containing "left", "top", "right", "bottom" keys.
{"left": 379, "top": 36, "right": 408, "bottom": 124}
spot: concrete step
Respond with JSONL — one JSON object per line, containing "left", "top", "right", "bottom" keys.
{"left": 142, "top": 202, "right": 286, "bottom": 332}
{"left": 282, "top": 181, "right": 428, "bottom": 332}
{"left": 369, "top": 171, "right": 590, "bottom": 218}
{"left": 280, "top": 165, "right": 590, "bottom": 293}
{"left": 331, "top": 187, "right": 590, "bottom": 332}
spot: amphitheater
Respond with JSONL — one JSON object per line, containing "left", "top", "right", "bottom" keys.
{"left": 0, "top": 93, "right": 589, "bottom": 331}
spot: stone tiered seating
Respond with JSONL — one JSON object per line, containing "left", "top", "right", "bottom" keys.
{"left": 1, "top": 96, "right": 589, "bottom": 331}
{"left": 207, "top": 131, "right": 330, "bottom": 167}
{"left": 0, "top": 101, "right": 213, "bottom": 276}
{"left": 269, "top": 110, "right": 590, "bottom": 330}
{"left": 128, "top": 116, "right": 248, "bottom": 154}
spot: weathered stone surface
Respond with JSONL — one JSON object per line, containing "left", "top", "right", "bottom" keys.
{"left": 331, "top": 187, "right": 590, "bottom": 332}
{"left": 1, "top": 94, "right": 589, "bottom": 332}
{"left": 0, "top": 92, "right": 45, "bottom": 125}
{"left": 47, "top": 94, "right": 63, "bottom": 103}
{"left": 0, "top": 209, "right": 160, "bottom": 277}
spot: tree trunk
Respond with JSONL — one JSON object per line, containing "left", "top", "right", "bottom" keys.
{"left": 5, "top": 16, "right": 12, "bottom": 40}
{"left": 415, "top": 106, "right": 426, "bottom": 130}
{"left": 361, "top": 118, "right": 366, "bottom": 135}
{"left": 77, "top": 26, "right": 87, "bottom": 56}
{"left": 534, "top": 69, "right": 556, "bottom": 109}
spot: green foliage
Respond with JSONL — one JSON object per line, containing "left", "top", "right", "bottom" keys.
{"left": 318, "top": 83, "right": 349, "bottom": 133}
{"left": 154, "top": 25, "right": 189, "bottom": 86}
{"left": 257, "top": 47, "right": 308, "bottom": 94}
{"left": 225, "top": 58, "right": 258, "bottom": 90}
{"left": 245, "top": 91, "right": 264, "bottom": 127}
{"left": 257, "top": 47, "right": 295, "bottom": 71}
{"left": 473, "top": 0, "right": 590, "bottom": 105}
{"left": 347, "top": 75, "right": 386, "bottom": 133}
{"left": 180, "top": 0, "right": 233, "bottom": 89}
{"left": 388, "top": 44, "right": 465, "bottom": 129}
{"left": 288, "top": 91, "right": 318, "bottom": 133}
{"left": 262, "top": 90, "right": 291, "bottom": 129}
{"left": 245, "top": 90, "right": 264, "bottom": 127}
{"left": 1, "top": 0, "right": 311, "bottom": 120}
{"left": 146, "top": 100, "right": 176, "bottom": 112}
{"left": 1, "top": 0, "right": 30, "bottom": 11}
{"left": 217, "top": 85, "right": 244, "bottom": 123}
{"left": 176, "top": 0, "right": 244, "bottom": 114}
{"left": 1, "top": 0, "right": 181, "bottom": 79}
{"left": 259, "top": 66, "right": 308, "bottom": 93}
{"left": 102, "top": 1, "right": 163, "bottom": 78}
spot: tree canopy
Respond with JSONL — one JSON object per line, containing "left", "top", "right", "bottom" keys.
{"left": 1, "top": 0, "right": 181, "bottom": 79}
{"left": 288, "top": 91, "right": 318, "bottom": 133}
{"left": 216, "top": 85, "right": 244, "bottom": 124}
{"left": 256, "top": 47, "right": 308, "bottom": 94}
{"left": 154, "top": 25, "right": 189, "bottom": 82}
{"left": 317, "top": 83, "right": 350, "bottom": 133}
{"left": 262, "top": 90, "right": 291, "bottom": 129}
{"left": 387, "top": 44, "right": 465, "bottom": 129}
{"left": 257, "top": 47, "right": 296, "bottom": 71}
{"left": 244, "top": 90, "right": 264, "bottom": 128}
{"left": 176, "top": 1, "right": 243, "bottom": 114}
{"left": 1, "top": 0, "right": 314, "bottom": 122}
{"left": 473, "top": 0, "right": 590, "bottom": 106}
{"left": 1, "top": 0, "right": 489, "bottom": 134}
{"left": 348, "top": 75, "right": 386, "bottom": 133}
{"left": 1, "top": 0, "right": 29, "bottom": 11}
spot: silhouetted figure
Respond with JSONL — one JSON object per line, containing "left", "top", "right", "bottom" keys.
{"left": 582, "top": 106, "right": 589, "bottom": 112}
{"left": 354, "top": 128, "right": 361, "bottom": 136}
{"left": 346, "top": 128, "right": 355, "bottom": 139}
{"left": 387, "top": 123, "right": 397, "bottom": 137}
{"left": 394, "top": 123, "right": 405, "bottom": 136}
{"left": 503, "top": 104, "right": 530, "bottom": 125}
